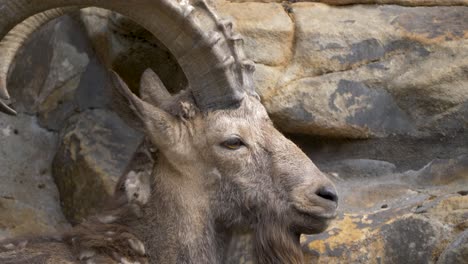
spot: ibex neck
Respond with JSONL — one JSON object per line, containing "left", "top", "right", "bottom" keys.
{"left": 129, "top": 158, "right": 228, "bottom": 264}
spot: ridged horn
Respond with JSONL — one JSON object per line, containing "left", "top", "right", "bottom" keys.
{"left": 0, "top": 98, "right": 15, "bottom": 115}
{"left": 0, "top": 0, "right": 256, "bottom": 115}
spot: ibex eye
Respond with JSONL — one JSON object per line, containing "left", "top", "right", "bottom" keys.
{"left": 221, "top": 137, "right": 244, "bottom": 150}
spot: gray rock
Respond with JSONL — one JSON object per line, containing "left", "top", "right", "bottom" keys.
{"left": 8, "top": 15, "right": 91, "bottom": 128}
{"left": 322, "top": 159, "right": 397, "bottom": 179}
{"left": 0, "top": 114, "right": 69, "bottom": 240}
{"left": 403, "top": 155, "right": 468, "bottom": 188}
{"left": 52, "top": 109, "right": 144, "bottom": 223}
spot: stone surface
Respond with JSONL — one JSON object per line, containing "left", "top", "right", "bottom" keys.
{"left": 52, "top": 109, "right": 144, "bottom": 224}
{"left": 300, "top": 154, "right": 468, "bottom": 263}
{"left": 403, "top": 154, "right": 468, "bottom": 187}
{"left": 8, "top": 15, "right": 91, "bottom": 130}
{"left": 261, "top": 4, "right": 468, "bottom": 138}
{"left": 0, "top": 114, "right": 69, "bottom": 240}
{"left": 321, "top": 159, "right": 397, "bottom": 179}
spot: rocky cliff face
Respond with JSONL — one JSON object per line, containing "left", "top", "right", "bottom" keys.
{"left": 0, "top": 1, "right": 466, "bottom": 263}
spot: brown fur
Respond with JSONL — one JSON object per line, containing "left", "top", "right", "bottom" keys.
{"left": 1, "top": 70, "right": 338, "bottom": 264}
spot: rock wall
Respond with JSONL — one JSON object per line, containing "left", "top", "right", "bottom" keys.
{"left": 216, "top": 2, "right": 468, "bottom": 138}
{"left": 0, "top": 1, "right": 466, "bottom": 263}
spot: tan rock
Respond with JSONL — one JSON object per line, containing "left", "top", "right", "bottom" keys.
{"left": 263, "top": 3, "right": 468, "bottom": 137}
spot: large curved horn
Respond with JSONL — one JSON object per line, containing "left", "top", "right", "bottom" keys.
{"left": 0, "top": 0, "right": 256, "bottom": 114}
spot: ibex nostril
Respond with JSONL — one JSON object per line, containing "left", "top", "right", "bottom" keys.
{"left": 316, "top": 186, "right": 338, "bottom": 203}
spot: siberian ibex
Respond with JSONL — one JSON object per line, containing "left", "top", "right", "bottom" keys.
{"left": 0, "top": 0, "right": 338, "bottom": 263}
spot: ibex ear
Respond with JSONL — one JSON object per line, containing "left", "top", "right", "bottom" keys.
{"left": 110, "top": 70, "right": 177, "bottom": 148}
{"left": 140, "top": 68, "right": 171, "bottom": 106}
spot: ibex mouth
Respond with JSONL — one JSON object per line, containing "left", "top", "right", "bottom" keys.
{"left": 293, "top": 206, "right": 337, "bottom": 220}
{"left": 290, "top": 205, "right": 337, "bottom": 235}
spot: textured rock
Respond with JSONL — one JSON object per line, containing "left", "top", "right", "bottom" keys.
{"left": 52, "top": 109, "right": 144, "bottom": 224}
{"left": 301, "top": 193, "right": 468, "bottom": 263}
{"left": 322, "top": 159, "right": 397, "bottom": 179}
{"left": 0, "top": 114, "right": 69, "bottom": 240}
{"left": 261, "top": 4, "right": 468, "bottom": 138}
{"left": 304, "top": 155, "right": 468, "bottom": 263}
{"left": 403, "top": 154, "right": 468, "bottom": 187}
{"left": 8, "top": 15, "right": 91, "bottom": 130}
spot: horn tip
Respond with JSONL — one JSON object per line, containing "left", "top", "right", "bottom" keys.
{"left": 0, "top": 100, "right": 17, "bottom": 116}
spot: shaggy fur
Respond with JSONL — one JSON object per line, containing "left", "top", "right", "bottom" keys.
{"left": 65, "top": 70, "right": 337, "bottom": 263}
{"left": 0, "top": 69, "right": 338, "bottom": 263}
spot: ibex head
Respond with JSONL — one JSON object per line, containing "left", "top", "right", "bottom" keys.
{"left": 112, "top": 68, "right": 337, "bottom": 262}
{"left": 0, "top": 0, "right": 337, "bottom": 262}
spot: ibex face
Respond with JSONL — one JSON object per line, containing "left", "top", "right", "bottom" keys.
{"left": 194, "top": 96, "right": 338, "bottom": 234}
{"left": 113, "top": 70, "right": 337, "bottom": 237}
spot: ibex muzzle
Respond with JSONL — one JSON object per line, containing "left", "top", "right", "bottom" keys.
{"left": 0, "top": 0, "right": 337, "bottom": 263}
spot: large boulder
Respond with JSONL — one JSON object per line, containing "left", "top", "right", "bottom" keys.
{"left": 52, "top": 109, "right": 144, "bottom": 224}
{"left": 301, "top": 156, "right": 467, "bottom": 263}
{"left": 227, "top": 3, "right": 467, "bottom": 138}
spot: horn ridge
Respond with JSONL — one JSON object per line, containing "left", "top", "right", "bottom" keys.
{"left": 196, "top": 0, "right": 257, "bottom": 96}
{"left": 0, "top": 0, "right": 256, "bottom": 114}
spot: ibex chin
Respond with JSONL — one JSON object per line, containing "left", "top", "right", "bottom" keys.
{"left": 0, "top": 0, "right": 338, "bottom": 263}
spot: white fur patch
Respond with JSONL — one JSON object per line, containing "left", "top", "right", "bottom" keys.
{"left": 211, "top": 168, "right": 222, "bottom": 179}
{"left": 125, "top": 171, "right": 150, "bottom": 205}
{"left": 79, "top": 249, "right": 96, "bottom": 260}
{"left": 120, "top": 257, "right": 140, "bottom": 264}
{"left": 97, "top": 214, "right": 117, "bottom": 224}
{"left": 3, "top": 243, "right": 15, "bottom": 250}
{"left": 128, "top": 238, "right": 146, "bottom": 255}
